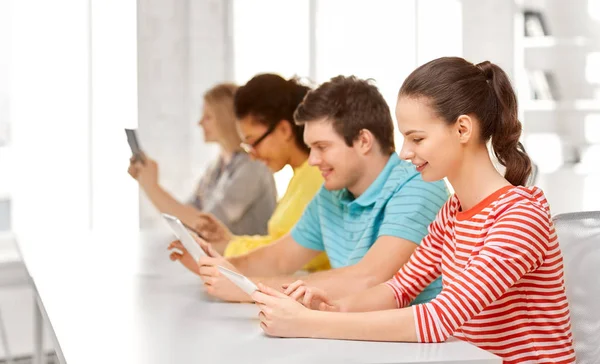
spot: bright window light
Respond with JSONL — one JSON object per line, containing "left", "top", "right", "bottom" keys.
{"left": 233, "top": 0, "right": 309, "bottom": 83}
{"left": 589, "top": 0, "right": 600, "bottom": 21}
{"left": 584, "top": 175, "right": 600, "bottom": 211}
{"left": 316, "top": 0, "right": 417, "bottom": 149}
{"left": 585, "top": 114, "right": 600, "bottom": 144}
{"left": 525, "top": 133, "right": 563, "bottom": 173}
{"left": 417, "top": 0, "right": 463, "bottom": 64}
{"left": 586, "top": 52, "right": 600, "bottom": 84}
{"left": 90, "top": 1, "right": 139, "bottom": 232}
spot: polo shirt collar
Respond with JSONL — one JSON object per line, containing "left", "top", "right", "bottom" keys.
{"left": 340, "top": 154, "right": 400, "bottom": 208}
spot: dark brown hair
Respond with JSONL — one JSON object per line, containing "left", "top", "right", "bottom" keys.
{"left": 294, "top": 75, "right": 395, "bottom": 155}
{"left": 234, "top": 74, "right": 310, "bottom": 152}
{"left": 399, "top": 57, "right": 532, "bottom": 186}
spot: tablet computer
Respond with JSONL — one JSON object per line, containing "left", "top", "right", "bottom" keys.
{"left": 162, "top": 213, "right": 207, "bottom": 261}
{"left": 216, "top": 266, "right": 258, "bottom": 295}
{"left": 125, "top": 128, "right": 146, "bottom": 164}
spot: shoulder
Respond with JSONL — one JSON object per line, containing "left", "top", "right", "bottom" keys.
{"left": 490, "top": 186, "right": 552, "bottom": 235}
{"left": 386, "top": 163, "right": 449, "bottom": 203}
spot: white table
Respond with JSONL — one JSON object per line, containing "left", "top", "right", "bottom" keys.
{"left": 15, "top": 229, "right": 502, "bottom": 364}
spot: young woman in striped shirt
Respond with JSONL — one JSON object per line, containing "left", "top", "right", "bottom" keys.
{"left": 251, "top": 57, "right": 576, "bottom": 364}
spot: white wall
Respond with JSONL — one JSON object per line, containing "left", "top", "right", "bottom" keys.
{"left": 137, "top": 0, "right": 226, "bottom": 228}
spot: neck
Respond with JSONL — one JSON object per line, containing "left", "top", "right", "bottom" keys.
{"left": 447, "top": 146, "right": 511, "bottom": 211}
{"left": 287, "top": 145, "right": 309, "bottom": 170}
{"left": 220, "top": 147, "right": 236, "bottom": 164}
{"left": 347, "top": 153, "right": 390, "bottom": 197}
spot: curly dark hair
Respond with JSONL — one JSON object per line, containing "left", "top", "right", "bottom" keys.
{"left": 234, "top": 73, "right": 311, "bottom": 152}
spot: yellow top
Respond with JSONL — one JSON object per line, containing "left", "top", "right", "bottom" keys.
{"left": 224, "top": 160, "right": 330, "bottom": 272}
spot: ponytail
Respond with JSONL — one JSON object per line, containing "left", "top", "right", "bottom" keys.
{"left": 476, "top": 61, "right": 532, "bottom": 186}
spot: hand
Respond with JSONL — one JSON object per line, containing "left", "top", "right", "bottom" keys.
{"left": 194, "top": 235, "right": 251, "bottom": 302}
{"left": 283, "top": 280, "right": 339, "bottom": 312}
{"left": 168, "top": 240, "right": 199, "bottom": 275}
{"left": 252, "top": 283, "right": 314, "bottom": 338}
{"left": 128, "top": 155, "right": 158, "bottom": 189}
{"left": 193, "top": 213, "right": 233, "bottom": 246}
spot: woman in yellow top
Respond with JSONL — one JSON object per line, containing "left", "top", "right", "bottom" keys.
{"left": 188, "top": 74, "right": 329, "bottom": 272}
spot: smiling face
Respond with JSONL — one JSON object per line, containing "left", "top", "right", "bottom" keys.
{"left": 396, "top": 96, "right": 468, "bottom": 182}
{"left": 303, "top": 119, "right": 365, "bottom": 191}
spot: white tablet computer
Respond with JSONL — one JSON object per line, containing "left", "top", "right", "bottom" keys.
{"left": 162, "top": 213, "right": 207, "bottom": 260}
{"left": 216, "top": 266, "right": 258, "bottom": 295}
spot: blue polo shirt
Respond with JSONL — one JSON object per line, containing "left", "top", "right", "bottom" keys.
{"left": 291, "top": 154, "right": 448, "bottom": 304}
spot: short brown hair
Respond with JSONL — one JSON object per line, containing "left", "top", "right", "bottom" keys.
{"left": 294, "top": 76, "right": 395, "bottom": 154}
{"left": 399, "top": 57, "right": 531, "bottom": 186}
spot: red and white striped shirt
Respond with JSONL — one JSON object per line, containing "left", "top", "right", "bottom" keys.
{"left": 386, "top": 185, "right": 575, "bottom": 363}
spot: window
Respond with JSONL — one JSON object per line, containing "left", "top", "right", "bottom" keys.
{"left": 232, "top": 0, "right": 462, "bottom": 196}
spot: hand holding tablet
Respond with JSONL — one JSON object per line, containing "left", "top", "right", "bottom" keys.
{"left": 216, "top": 266, "right": 258, "bottom": 295}
{"left": 162, "top": 213, "right": 208, "bottom": 261}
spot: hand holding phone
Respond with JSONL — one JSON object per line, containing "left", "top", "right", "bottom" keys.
{"left": 125, "top": 128, "right": 146, "bottom": 164}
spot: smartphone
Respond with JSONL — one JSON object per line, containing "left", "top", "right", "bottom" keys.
{"left": 162, "top": 213, "right": 207, "bottom": 261}
{"left": 216, "top": 266, "right": 258, "bottom": 295}
{"left": 125, "top": 128, "right": 146, "bottom": 164}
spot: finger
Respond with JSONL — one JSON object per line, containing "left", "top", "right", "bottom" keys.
{"left": 168, "top": 240, "right": 184, "bottom": 250}
{"left": 202, "top": 276, "right": 215, "bottom": 286}
{"left": 289, "top": 286, "right": 307, "bottom": 301}
{"left": 256, "top": 303, "right": 268, "bottom": 311}
{"left": 197, "top": 256, "right": 218, "bottom": 268}
{"left": 257, "top": 283, "right": 288, "bottom": 299}
{"left": 283, "top": 280, "right": 305, "bottom": 296}
{"left": 251, "top": 290, "right": 278, "bottom": 305}
{"left": 320, "top": 302, "right": 337, "bottom": 312}
{"left": 260, "top": 321, "right": 269, "bottom": 333}
{"left": 192, "top": 235, "right": 213, "bottom": 254}
{"left": 198, "top": 265, "right": 218, "bottom": 277}
{"left": 169, "top": 252, "right": 182, "bottom": 261}
{"left": 303, "top": 289, "right": 314, "bottom": 308}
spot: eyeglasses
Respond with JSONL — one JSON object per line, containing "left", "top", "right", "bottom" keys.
{"left": 240, "top": 122, "right": 278, "bottom": 153}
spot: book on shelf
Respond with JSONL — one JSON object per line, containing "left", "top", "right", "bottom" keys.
{"left": 523, "top": 10, "right": 550, "bottom": 37}
{"left": 527, "top": 70, "right": 560, "bottom": 100}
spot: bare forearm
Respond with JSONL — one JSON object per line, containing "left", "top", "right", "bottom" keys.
{"left": 302, "top": 307, "right": 418, "bottom": 342}
{"left": 229, "top": 247, "right": 285, "bottom": 277}
{"left": 274, "top": 265, "right": 384, "bottom": 299}
{"left": 338, "top": 284, "right": 398, "bottom": 312}
{"left": 143, "top": 183, "right": 199, "bottom": 227}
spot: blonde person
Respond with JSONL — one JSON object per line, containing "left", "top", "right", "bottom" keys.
{"left": 253, "top": 58, "right": 575, "bottom": 364}
{"left": 128, "top": 83, "right": 276, "bottom": 236}
{"left": 171, "top": 74, "right": 329, "bottom": 271}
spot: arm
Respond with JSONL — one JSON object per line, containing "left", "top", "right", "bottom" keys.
{"left": 224, "top": 234, "right": 278, "bottom": 257}
{"left": 143, "top": 182, "right": 203, "bottom": 229}
{"left": 253, "top": 283, "right": 417, "bottom": 341}
{"left": 229, "top": 233, "right": 320, "bottom": 276}
{"left": 254, "top": 235, "right": 419, "bottom": 298}
{"left": 129, "top": 158, "right": 202, "bottom": 229}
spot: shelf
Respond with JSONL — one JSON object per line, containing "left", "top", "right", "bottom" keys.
{"left": 522, "top": 100, "right": 600, "bottom": 111}
{"left": 523, "top": 36, "right": 599, "bottom": 48}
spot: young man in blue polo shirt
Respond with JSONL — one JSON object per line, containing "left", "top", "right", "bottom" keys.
{"left": 170, "top": 76, "right": 449, "bottom": 303}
